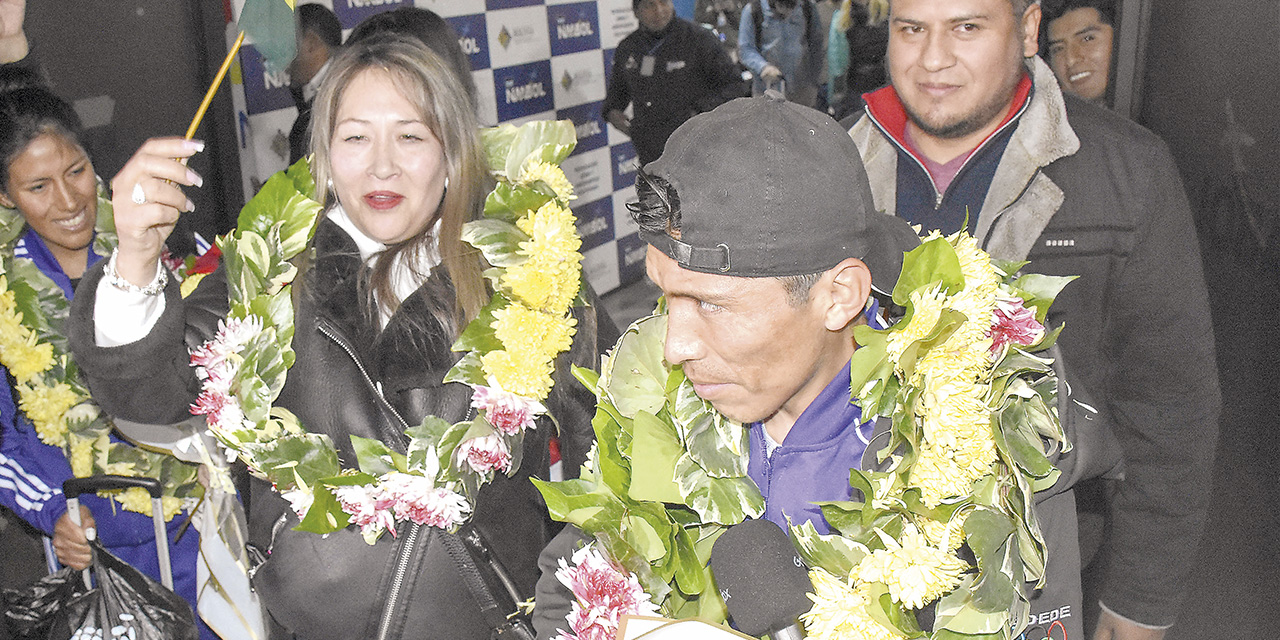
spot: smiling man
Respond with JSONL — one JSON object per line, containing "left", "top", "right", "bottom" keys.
{"left": 846, "top": 1, "right": 1220, "bottom": 639}
{"left": 1045, "top": 0, "right": 1115, "bottom": 102}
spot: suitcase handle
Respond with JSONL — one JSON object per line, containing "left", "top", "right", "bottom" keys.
{"left": 64, "top": 475, "right": 163, "bottom": 499}
{"left": 63, "top": 475, "right": 173, "bottom": 590}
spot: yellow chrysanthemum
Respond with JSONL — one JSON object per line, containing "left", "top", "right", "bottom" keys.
{"left": 856, "top": 525, "right": 969, "bottom": 610}
{"left": 517, "top": 201, "right": 583, "bottom": 259}
{"left": 1, "top": 334, "right": 56, "bottom": 383}
{"left": 481, "top": 349, "right": 555, "bottom": 399}
{"left": 517, "top": 160, "right": 576, "bottom": 202}
{"left": 910, "top": 439, "right": 995, "bottom": 507}
{"left": 886, "top": 286, "right": 947, "bottom": 365}
{"left": 915, "top": 340, "right": 991, "bottom": 382}
{"left": 69, "top": 434, "right": 97, "bottom": 477}
{"left": 802, "top": 568, "right": 904, "bottom": 640}
{"left": 116, "top": 486, "right": 185, "bottom": 520}
{"left": 917, "top": 511, "right": 969, "bottom": 551}
{"left": 18, "top": 381, "right": 81, "bottom": 446}
{"left": 492, "top": 304, "right": 577, "bottom": 360}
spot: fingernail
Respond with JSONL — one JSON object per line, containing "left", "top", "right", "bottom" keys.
{"left": 85, "top": 527, "right": 96, "bottom": 541}
{"left": 187, "top": 170, "right": 204, "bottom": 187}
{"left": 184, "top": 199, "right": 195, "bottom": 212}
{"left": 187, "top": 139, "right": 205, "bottom": 153}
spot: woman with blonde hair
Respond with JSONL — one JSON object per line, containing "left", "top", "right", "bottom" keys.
{"left": 69, "top": 35, "right": 604, "bottom": 640}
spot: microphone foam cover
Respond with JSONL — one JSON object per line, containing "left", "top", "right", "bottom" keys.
{"left": 710, "top": 518, "right": 814, "bottom": 636}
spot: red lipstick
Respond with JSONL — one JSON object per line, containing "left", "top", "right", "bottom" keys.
{"left": 364, "top": 191, "right": 404, "bottom": 210}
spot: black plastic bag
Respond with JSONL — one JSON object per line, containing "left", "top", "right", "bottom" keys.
{"left": 3, "top": 567, "right": 82, "bottom": 638}
{"left": 2, "top": 541, "right": 197, "bottom": 640}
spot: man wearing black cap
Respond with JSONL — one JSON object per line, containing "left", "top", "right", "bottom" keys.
{"left": 604, "top": 0, "right": 747, "bottom": 166}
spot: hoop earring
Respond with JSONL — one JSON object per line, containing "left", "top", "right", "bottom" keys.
{"left": 443, "top": 176, "right": 450, "bottom": 191}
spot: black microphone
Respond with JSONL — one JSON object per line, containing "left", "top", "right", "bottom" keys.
{"left": 710, "top": 518, "right": 813, "bottom": 639}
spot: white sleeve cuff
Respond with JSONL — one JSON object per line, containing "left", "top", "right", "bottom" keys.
{"left": 94, "top": 276, "right": 166, "bottom": 347}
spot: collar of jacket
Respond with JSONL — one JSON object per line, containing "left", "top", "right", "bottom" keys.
{"left": 850, "top": 57, "right": 1080, "bottom": 261}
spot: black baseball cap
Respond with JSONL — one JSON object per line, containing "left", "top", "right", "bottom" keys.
{"left": 639, "top": 91, "right": 920, "bottom": 294}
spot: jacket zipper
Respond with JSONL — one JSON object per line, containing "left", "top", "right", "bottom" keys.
{"left": 864, "top": 94, "right": 1032, "bottom": 212}
{"left": 315, "top": 321, "right": 418, "bottom": 640}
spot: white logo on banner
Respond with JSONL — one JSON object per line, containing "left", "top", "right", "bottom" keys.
{"left": 556, "top": 19, "right": 594, "bottom": 40}
{"left": 488, "top": 6, "right": 551, "bottom": 69}
{"left": 561, "top": 147, "right": 611, "bottom": 206}
{"left": 550, "top": 50, "right": 606, "bottom": 110}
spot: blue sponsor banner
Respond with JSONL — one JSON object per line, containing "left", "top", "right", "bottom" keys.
{"left": 616, "top": 232, "right": 647, "bottom": 286}
{"left": 556, "top": 102, "right": 608, "bottom": 156}
{"left": 485, "top": 0, "right": 542, "bottom": 9}
{"left": 547, "top": 2, "right": 601, "bottom": 57}
{"left": 611, "top": 142, "right": 639, "bottom": 191}
{"left": 603, "top": 47, "right": 616, "bottom": 81}
{"left": 493, "top": 60, "right": 554, "bottom": 122}
{"left": 332, "top": 0, "right": 411, "bottom": 28}
{"left": 446, "top": 13, "right": 490, "bottom": 71}
{"left": 240, "top": 45, "right": 294, "bottom": 115}
{"left": 573, "top": 196, "right": 615, "bottom": 252}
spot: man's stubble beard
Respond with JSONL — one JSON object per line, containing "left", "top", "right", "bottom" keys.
{"left": 899, "top": 60, "right": 1025, "bottom": 141}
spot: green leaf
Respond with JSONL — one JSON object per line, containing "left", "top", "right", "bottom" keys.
{"left": 674, "top": 455, "right": 763, "bottom": 525}
{"left": 624, "top": 514, "right": 667, "bottom": 563}
{"left": 933, "top": 575, "right": 1012, "bottom": 636}
{"left": 671, "top": 527, "right": 707, "bottom": 595}
{"left": 443, "top": 350, "right": 485, "bottom": 387}
{"left": 405, "top": 416, "right": 457, "bottom": 471}
{"left": 451, "top": 293, "right": 508, "bottom": 353}
{"left": 461, "top": 218, "right": 528, "bottom": 268}
{"left": 571, "top": 365, "right": 600, "bottom": 395}
{"left": 790, "top": 520, "right": 868, "bottom": 576}
{"left": 603, "top": 315, "right": 668, "bottom": 418}
{"left": 294, "top": 485, "right": 351, "bottom": 534}
{"left": 481, "top": 124, "right": 521, "bottom": 174}
{"left": 1011, "top": 273, "right": 1076, "bottom": 321}
{"left": 350, "top": 436, "right": 397, "bottom": 476}
{"left": 628, "top": 411, "right": 685, "bottom": 503}
{"left": 893, "top": 235, "right": 965, "bottom": 306}
{"left": 483, "top": 182, "right": 552, "bottom": 222}
{"left": 499, "top": 120, "right": 578, "bottom": 178}
{"left": 252, "top": 432, "right": 341, "bottom": 488}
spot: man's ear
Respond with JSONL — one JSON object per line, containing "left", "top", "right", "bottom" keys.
{"left": 1021, "top": 2, "right": 1043, "bottom": 57}
{"left": 820, "top": 257, "right": 872, "bottom": 332}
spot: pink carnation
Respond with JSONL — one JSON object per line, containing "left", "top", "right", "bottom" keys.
{"left": 378, "top": 473, "right": 470, "bottom": 529}
{"left": 458, "top": 434, "right": 513, "bottom": 474}
{"left": 988, "top": 296, "right": 1046, "bottom": 354}
{"left": 555, "top": 544, "right": 659, "bottom": 640}
{"left": 334, "top": 484, "right": 396, "bottom": 539}
{"left": 471, "top": 385, "right": 544, "bottom": 435}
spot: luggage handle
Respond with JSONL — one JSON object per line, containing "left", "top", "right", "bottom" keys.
{"left": 63, "top": 475, "right": 173, "bottom": 591}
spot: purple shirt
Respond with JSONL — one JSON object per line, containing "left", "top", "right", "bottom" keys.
{"left": 746, "top": 359, "right": 874, "bottom": 534}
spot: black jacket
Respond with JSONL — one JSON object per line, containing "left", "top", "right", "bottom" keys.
{"left": 69, "top": 218, "right": 610, "bottom": 639}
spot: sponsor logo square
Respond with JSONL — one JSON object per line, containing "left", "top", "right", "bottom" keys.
{"left": 550, "top": 49, "right": 606, "bottom": 110}
{"left": 487, "top": 6, "right": 551, "bottom": 69}
{"left": 446, "top": 13, "right": 490, "bottom": 71}
{"left": 239, "top": 45, "right": 294, "bottom": 115}
{"left": 547, "top": 2, "right": 600, "bottom": 56}
{"left": 332, "top": 0, "right": 411, "bottom": 27}
{"left": 556, "top": 101, "right": 608, "bottom": 155}
{"left": 561, "top": 147, "right": 612, "bottom": 206}
{"left": 615, "top": 232, "right": 647, "bottom": 288}
{"left": 413, "top": 0, "right": 485, "bottom": 17}
{"left": 583, "top": 241, "right": 622, "bottom": 294}
{"left": 572, "top": 195, "right": 615, "bottom": 252}
{"left": 493, "top": 60, "right": 554, "bottom": 122}
{"left": 610, "top": 142, "right": 639, "bottom": 192}
{"left": 596, "top": 0, "right": 638, "bottom": 50}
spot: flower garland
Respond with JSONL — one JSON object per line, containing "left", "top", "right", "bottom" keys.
{"left": 535, "top": 230, "right": 1073, "bottom": 639}
{"left": 0, "top": 184, "right": 202, "bottom": 520}
{"left": 189, "top": 120, "right": 583, "bottom": 542}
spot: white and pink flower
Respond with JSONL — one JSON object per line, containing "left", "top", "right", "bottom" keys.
{"left": 471, "top": 384, "right": 545, "bottom": 435}
{"left": 457, "top": 434, "right": 513, "bottom": 474}
{"left": 334, "top": 483, "right": 396, "bottom": 540}
{"left": 555, "top": 544, "right": 659, "bottom": 640}
{"left": 376, "top": 472, "right": 471, "bottom": 530}
{"left": 988, "top": 296, "right": 1046, "bottom": 354}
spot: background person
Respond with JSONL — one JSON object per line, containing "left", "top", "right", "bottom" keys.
{"left": 603, "top": 0, "right": 746, "bottom": 167}
{"left": 1043, "top": 0, "right": 1116, "bottom": 103}
{"left": 287, "top": 3, "right": 341, "bottom": 165}
{"left": 0, "top": 79, "right": 216, "bottom": 640}
{"left": 738, "top": 0, "right": 825, "bottom": 107}
{"left": 847, "top": 1, "right": 1220, "bottom": 638}
{"left": 68, "top": 37, "right": 606, "bottom": 639}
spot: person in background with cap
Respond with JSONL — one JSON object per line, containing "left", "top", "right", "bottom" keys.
{"left": 847, "top": 1, "right": 1219, "bottom": 639}
{"left": 605, "top": 0, "right": 747, "bottom": 167}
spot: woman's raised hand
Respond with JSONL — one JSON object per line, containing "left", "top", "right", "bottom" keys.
{"left": 110, "top": 137, "right": 204, "bottom": 288}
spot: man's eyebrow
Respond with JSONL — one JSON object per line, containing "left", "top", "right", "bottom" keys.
{"left": 1049, "top": 23, "right": 1101, "bottom": 46}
